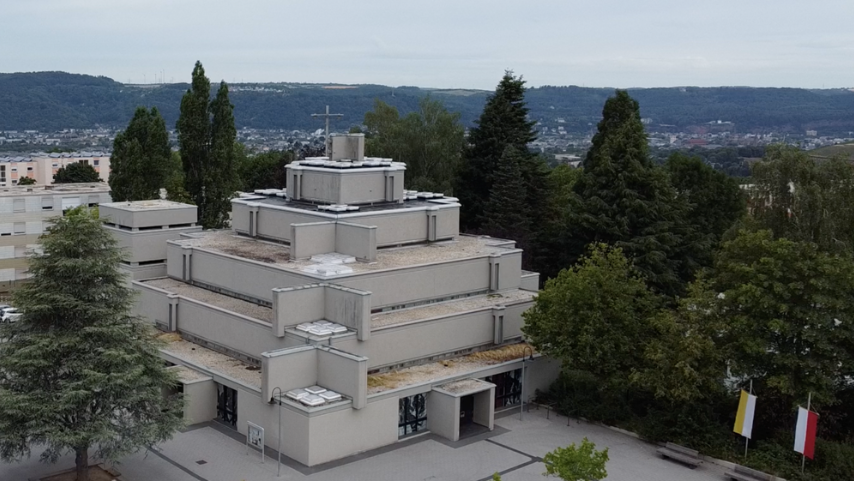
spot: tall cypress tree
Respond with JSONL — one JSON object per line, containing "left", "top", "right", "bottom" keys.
{"left": 456, "top": 71, "right": 537, "bottom": 232}
{"left": 177, "top": 61, "right": 211, "bottom": 220}
{"left": 568, "top": 90, "right": 694, "bottom": 297}
{"left": 176, "top": 61, "right": 236, "bottom": 229}
{"left": 206, "top": 82, "right": 237, "bottom": 229}
{"left": 109, "top": 107, "right": 171, "bottom": 202}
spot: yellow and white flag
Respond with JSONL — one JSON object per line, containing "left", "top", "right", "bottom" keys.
{"left": 733, "top": 390, "right": 757, "bottom": 439}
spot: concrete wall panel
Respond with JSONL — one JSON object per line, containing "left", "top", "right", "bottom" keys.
{"left": 316, "top": 348, "right": 368, "bottom": 409}
{"left": 236, "top": 389, "right": 312, "bottom": 466}
{"left": 291, "top": 222, "right": 336, "bottom": 259}
{"left": 176, "top": 299, "right": 281, "bottom": 360}
{"left": 272, "top": 284, "right": 325, "bottom": 335}
{"left": 335, "top": 222, "right": 377, "bottom": 261}
{"left": 307, "top": 397, "right": 398, "bottom": 466}
{"left": 133, "top": 282, "right": 171, "bottom": 325}
{"left": 183, "top": 379, "right": 218, "bottom": 425}
{"left": 337, "top": 310, "right": 495, "bottom": 369}
{"left": 261, "top": 347, "right": 317, "bottom": 402}
{"left": 427, "top": 390, "right": 459, "bottom": 442}
{"left": 520, "top": 272, "right": 540, "bottom": 291}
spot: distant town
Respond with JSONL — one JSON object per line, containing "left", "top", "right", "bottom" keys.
{"left": 1, "top": 120, "right": 851, "bottom": 163}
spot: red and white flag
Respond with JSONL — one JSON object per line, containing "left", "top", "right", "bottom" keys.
{"left": 794, "top": 407, "right": 818, "bottom": 459}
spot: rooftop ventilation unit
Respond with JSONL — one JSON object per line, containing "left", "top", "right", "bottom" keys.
{"left": 304, "top": 385, "right": 327, "bottom": 395}
{"left": 319, "top": 391, "right": 342, "bottom": 402}
{"left": 300, "top": 394, "right": 325, "bottom": 407}
{"left": 286, "top": 388, "right": 309, "bottom": 401}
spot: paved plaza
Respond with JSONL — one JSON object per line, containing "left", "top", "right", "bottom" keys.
{"left": 1, "top": 409, "right": 729, "bottom": 481}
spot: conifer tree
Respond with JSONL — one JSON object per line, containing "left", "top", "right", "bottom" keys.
{"left": 568, "top": 90, "right": 694, "bottom": 296}
{"left": 109, "top": 106, "right": 171, "bottom": 201}
{"left": 176, "top": 61, "right": 236, "bottom": 228}
{"left": 456, "top": 71, "right": 537, "bottom": 231}
{"left": 0, "top": 208, "right": 183, "bottom": 481}
{"left": 482, "top": 146, "right": 532, "bottom": 250}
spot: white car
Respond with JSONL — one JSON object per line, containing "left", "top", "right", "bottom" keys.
{"left": 1, "top": 307, "right": 19, "bottom": 322}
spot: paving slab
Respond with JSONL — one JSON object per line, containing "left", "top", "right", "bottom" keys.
{"left": 0, "top": 410, "right": 731, "bottom": 481}
{"left": 494, "top": 411, "right": 728, "bottom": 481}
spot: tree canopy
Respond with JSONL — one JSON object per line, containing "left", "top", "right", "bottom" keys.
{"left": 176, "top": 61, "right": 237, "bottom": 229}
{"left": 749, "top": 145, "right": 854, "bottom": 253}
{"left": 53, "top": 161, "right": 101, "bottom": 183}
{"left": 523, "top": 244, "right": 662, "bottom": 386}
{"left": 363, "top": 97, "right": 465, "bottom": 193}
{"left": 0, "top": 207, "right": 183, "bottom": 481}
{"left": 109, "top": 106, "right": 172, "bottom": 201}
{"left": 543, "top": 438, "right": 609, "bottom": 481}
{"left": 456, "top": 71, "right": 537, "bottom": 231}
{"left": 567, "top": 90, "right": 698, "bottom": 296}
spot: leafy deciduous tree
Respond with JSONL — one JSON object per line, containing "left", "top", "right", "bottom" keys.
{"left": 363, "top": 97, "right": 465, "bottom": 193}
{"left": 53, "top": 162, "right": 100, "bottom": 183}
{"left": 522, "top": 244, "right": 662, "bottom": 385}
{"left": 236, "top": 149, "right": 293, "bottom": 191}
{"left": 750, "top": 145, "right": 854, "bottom": 254}
{"left": 709, "top": 229, "right": 854, "bottom": 409}
{"left": 109, "top": 106, "right": 171, "bottom": 201}
{"left": 17, "top": 176, "right": 36, "bottom": 185}
{"left": 543, "top": 438, "right": 609, "bottom": 481}
{"left": 0, "top": 207, "right": 183, "bottom": 481}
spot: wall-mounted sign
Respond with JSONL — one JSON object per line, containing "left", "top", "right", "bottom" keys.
{"left": 246, "top": 422, "right": 264, "bottom": 463}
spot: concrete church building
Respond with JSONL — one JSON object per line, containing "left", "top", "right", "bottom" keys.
{"left": 103, "top": 133, "right": 559, "bottom": 467}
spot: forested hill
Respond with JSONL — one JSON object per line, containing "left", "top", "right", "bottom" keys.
{"left": 2, "top": 71, "right": 854, "bottom": 134}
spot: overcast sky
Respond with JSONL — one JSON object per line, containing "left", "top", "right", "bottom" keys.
{"left": 4, "top": 0, "right": 853, "bottom": 89}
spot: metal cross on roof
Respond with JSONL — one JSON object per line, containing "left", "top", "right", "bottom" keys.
{"left": 311, "top": 105, "right": 343, "bottom": 155}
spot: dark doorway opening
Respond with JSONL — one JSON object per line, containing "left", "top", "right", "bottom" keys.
{"left": 460, "top": 394, "right": 474, "bottom": 426}
{"left": 217, "top": 384, "right": 238, "bottom": 428}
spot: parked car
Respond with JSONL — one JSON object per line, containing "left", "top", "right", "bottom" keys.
{"left": 1, "top": 307, "right": 18, "bottom": 322}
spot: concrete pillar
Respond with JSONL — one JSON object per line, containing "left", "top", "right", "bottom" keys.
{"left": 473, "top": 387, "right": 495, "bottom": 430}
{"left": 247, "top": 203, "right": 260, "bottom": 237}
{"left": 181, "top": 246, "right": 193, "bottom": 282}
{"left": 384, "top": 172, "right": 395, "bottom": 203}
{"left": 426, "top": 208, "right": 439, "bottom": 242}
{"left": 488, "top": 254, "right": 501, "bottom": 291}
{"left": 492, "top": 306, "right": 505, "bottom": 344}
{"left": 167, "top": 294, "right": 179, "bottom": 332}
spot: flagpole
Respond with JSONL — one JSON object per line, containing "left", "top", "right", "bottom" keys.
{"left": 745, "top": 380, "right": 753, "bottom": 458}
{"left": 802, "top": 392, "right": 811, "bottom": 474}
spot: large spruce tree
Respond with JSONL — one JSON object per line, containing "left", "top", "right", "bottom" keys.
{"left": 0, "top": 207, "right": 183, "bottom": 481}
{"left": 568, "top": 90, "right": 694, "bottom": 296}
{"left": 482, "top": 146, "right": 532, "bottom": 250}
{"left": 109, "top": 106, "right": 171, "bottom": 201}
{"left": 456, "top": 71, "right": 537, "bottom": 231}
{"left": 176, "top": 61, "right": 236, "bottom": 229}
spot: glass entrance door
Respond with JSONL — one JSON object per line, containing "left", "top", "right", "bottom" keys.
{"left": 217, "top": 384, "right": 238, "bottom": 428}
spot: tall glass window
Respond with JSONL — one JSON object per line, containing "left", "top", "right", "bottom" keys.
{"left": 398, "top": 393, "right": 427, "bottom": 437}
{"left": 486, "top": 368, "right": 522, "bottom": 408}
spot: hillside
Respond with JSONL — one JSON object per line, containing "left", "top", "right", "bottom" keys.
{"left": 1, "top": 72, "right": 854, "bottom": 134}
{"left": 808, "top": 142, "right": 854, "bottom": 160}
